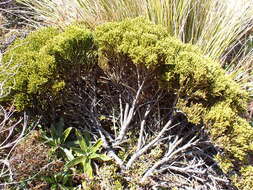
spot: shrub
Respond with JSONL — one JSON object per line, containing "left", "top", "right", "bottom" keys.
{"left": 232, "top": 166, "right": 253, "bottom": 190}
{"left": 0, "top": 25, "right": 97, "bottom": 114}
{"left": 1, "top": 18, "right": 252, "bottom": 188}
{"left": 94, "top": 18, "right": 253, "bottom": 189}
{"left": 17, "top": 0, "right": 253, "bottom": 61}
{"left": 17, "top": 0, "right": 253, "bottom": 96}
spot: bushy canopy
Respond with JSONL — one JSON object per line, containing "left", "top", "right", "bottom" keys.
{"left": 1, "top": 25, "right": 96, "bottom": 111}
{"left": 1, "top": 18, "right": 252, "bottom": 189}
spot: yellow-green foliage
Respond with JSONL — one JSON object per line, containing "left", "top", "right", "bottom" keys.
{"left": 1, "top": 18, "right": 253, "bottom": 188}
{"left": 1, "top": 25, "right": 96, "bottom": 111}
{"left": 95, "top": 18, "right": 253, "bottom": 188}
{"left": 232, "top": 166, "right": 253, "bottom": 190}
{"left": 95, "top": 17, "right": 168, "bottom": 69}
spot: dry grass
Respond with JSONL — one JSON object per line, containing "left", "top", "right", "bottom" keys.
{"left": 16, "top": 0, "right": 253, "bottom": 57}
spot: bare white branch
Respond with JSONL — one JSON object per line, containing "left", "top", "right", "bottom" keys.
{"left": 137, "top": 105, "right": 151, "bottom": 151}
{"left": 0, "top": 108, "right": 28, "bottom": 186}
{"left": 98, "top": 129, "right": 124, "bottom": 167}
{"left": 141, "top": 135, "right": 198, "bottom": 182}
{"left": 126, "top": 119, "right": 179, "bottom": 169}
{"left": 0, "top": 108, "right": 27, "bottom": 150}
{"left": 114, "top": 81, "right": 144, "bottom": 144}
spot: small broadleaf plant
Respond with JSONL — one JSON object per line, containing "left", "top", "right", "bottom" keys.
{"left": 66, "top": 129, "right": 110, "bottom": 178}
{"left": 42, "top": 118, "right": 73, "bottom": 153}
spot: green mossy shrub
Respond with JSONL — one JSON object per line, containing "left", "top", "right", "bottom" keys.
{"left": 1, "top": 17, "right": 253, "bottom": 188}
{"left": 94, "top": 18, "right": 253, "bottom": 189}
{"left": 1, "top": 25, "right": 97, "bottom": 113}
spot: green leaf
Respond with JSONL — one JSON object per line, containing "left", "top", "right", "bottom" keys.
{"left": 72, "top": 147, "right": 86, "bottom": 155}
{"left": 56, "top": 137, "right": 61, "bottom": 145}
{"left": 83, "top": 159, "right": 93, "bottom": 178}
{"left": 83, "top": 130, "right": 91, "bottom": 147}
{"left": 75, "top": 129, "right": 88, "bottom": 151}
{"left": 41, "top": 134, "right": 51, "bottom": 142}
{"left": 62, "top": 173, "right": 71, "bottom": 184}
{"left": 89, "top": 153, "right": 100, "bottom": 159}
{"left": 91, "top": 139, "right": 103, "bottom": 153}
{"left": 59, "top": 184, "right": 69, "bottom": 190}
{"left": 97, "top": 154, "right": 111, "bottom": 161}
{"left": 49, "top": 139, "right": 56, "bottom": 145}
{"left": 89, "top": 153, "right": 110, "bottom": 161}
{"left": 62, "top": 148, "right": 74, "bottom": 161}
{"left": 43, "top": 176, "right": 54, "bottom": 183}
{"left": 51, "top": 146, "right": 59, "bottom": 153}
{"left": 51, "top": 184, "right": 57, "bottom": 190}
{"left": 66, "top": 155, "right": 86, "bottom": 168}
{"left": 62, "top": 127, "right": 72, "bottom": 142}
